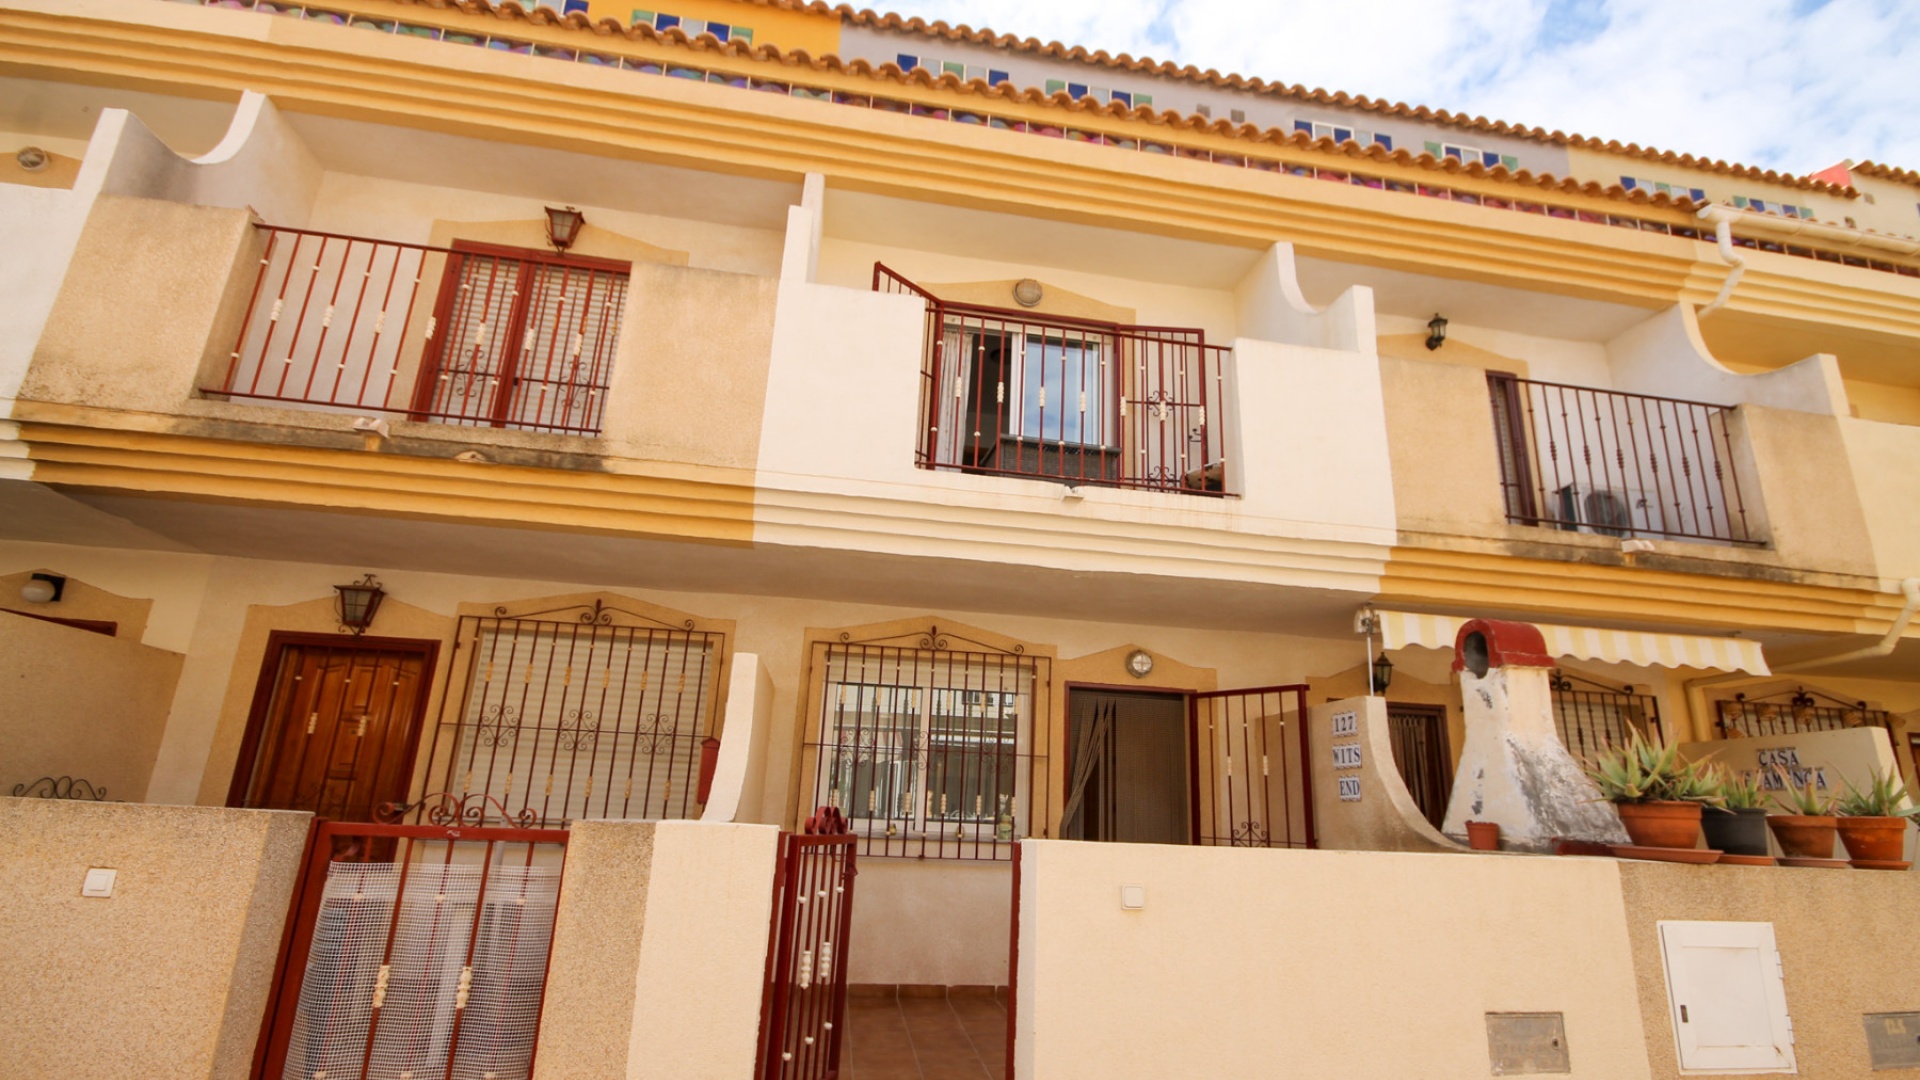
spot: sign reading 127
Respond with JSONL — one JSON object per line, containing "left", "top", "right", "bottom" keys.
{"left": 1330, "top": 711, "right": 1358, "bottom": 737}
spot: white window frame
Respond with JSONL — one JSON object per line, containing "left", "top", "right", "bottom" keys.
{"left": 1658, "top": 920, "right": 1796, "bottom": 1075}
{"left": 1003, "top": 332, "right": 1118, "bottom": 450}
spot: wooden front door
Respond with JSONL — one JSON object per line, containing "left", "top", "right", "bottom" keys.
{"left": 1385, "top": 703, "right": 1453, "bottom": 830}
{"left": 228, "top": 633, "right": 437, "bottom": 822}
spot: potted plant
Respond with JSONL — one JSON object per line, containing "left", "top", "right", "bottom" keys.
{"left": 1584, "top": 731, "right": 1722, "bottom": 850}
{"left": 1767, "top": 765, "right": 1840, "bottom": 863}
{"left": 1833, "top": 767, "right": 1919, "bottom": 869}
{"left": 1701, "top": 765, "right": 1772, "bottom": 861}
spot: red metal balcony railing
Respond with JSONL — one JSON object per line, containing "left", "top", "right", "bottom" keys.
{"left": 876, "top": 263, "right": 1231, "bottom": 495}
{"left": 208, "top": 225, "right": 629, "bottom": 436}
{"left": 1487, "top": 372, "right": 1758, "bottom": 545}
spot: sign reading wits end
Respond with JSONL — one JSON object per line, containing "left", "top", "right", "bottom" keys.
{"left": 1330, "top": 710, "right": 1362, "bottom": 802}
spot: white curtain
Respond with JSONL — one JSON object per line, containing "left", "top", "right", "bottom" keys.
{"left": 935, "top": 327, "right": 970, "bottom": 469}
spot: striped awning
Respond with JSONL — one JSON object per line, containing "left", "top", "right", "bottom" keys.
{"left": 1370, "top": 610, "right": 1770, "bottom": 676}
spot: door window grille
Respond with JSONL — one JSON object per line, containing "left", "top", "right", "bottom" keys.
{"left": 408, "top": 601, "right": 725, "bottom": 827}
{"left": 1550, "top": 670, "right": 1662, "bottom": 759}
{"left": 803, "top": 628, "right": 1051, "bottom": 860}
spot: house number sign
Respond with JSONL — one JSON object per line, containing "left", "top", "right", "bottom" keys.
{"left": 1330, "top": 711, "right": 1358, "bottom": 737}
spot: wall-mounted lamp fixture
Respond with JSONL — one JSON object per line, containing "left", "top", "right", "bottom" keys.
{"left": 21, "top": 573, "right": 65, "bottom": 604}
{"left": 1012, "top": 278, "right": 1044, "bottom": 307}
{"left": 15, "top": 146, "right": 50, "bottom": 172}
{"left": 1425, "top": 313, "right": 1448, "bottom": 351}
{"left": 334, "top": 573, "right": 386, "bottom": 635}
{"left": 1370, "top": 651, "right": 1395, "bottom": 694}
{"left": 543, "top": 206, "right": 585, "bottom": 252}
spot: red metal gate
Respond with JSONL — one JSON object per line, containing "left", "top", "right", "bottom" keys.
{"left": 757, "top": 812, "right": 857, "bottom": 1080}
{"left": 254, "top": 797, "right": 569, "bottom": 1080}
{"left": 1189, "top": 685, "right": 1317, "bottom": 848}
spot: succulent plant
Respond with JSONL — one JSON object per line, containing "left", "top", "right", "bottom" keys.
{"left": 1833, "top": 766, "right": 1920, "bottom": 819}
{"left": 1704, "top": 763, "right": 1769, "bottom": 811}
{"left": 1584, "top": 730, "right": 1724, "bottom": 806}
{"left": 1771, "top": 764, "right": 1837, "bottom": 816}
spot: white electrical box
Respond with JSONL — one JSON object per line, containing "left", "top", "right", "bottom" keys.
{"left": 1658, "top": 920, "right": 1795, "bottom": 1074}
{"left": 1119, "top": 885, "right": 1146, "bottom": 910}
{"left": 81, "top": 867, "right": 117, "bottom": 898}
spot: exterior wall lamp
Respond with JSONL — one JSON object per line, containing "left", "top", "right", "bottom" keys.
{"left": 1370, "top": 651, "right": 1395, "bottom": 694}
{"left": 544, "top": 206, "right": 585, "bottom": 252}
{"left": 21, "top": 572, "right": 65, "bottom": 603}
{"left": 1425, "top": 313, "right": 1448, "bottom": 350}
{"left": 334, "top": 573, "right": 386, "bottom": 635}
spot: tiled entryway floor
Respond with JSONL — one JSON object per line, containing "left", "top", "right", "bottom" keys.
{"left": 843, "top": 988, "right": 1008, "bottom": 1080}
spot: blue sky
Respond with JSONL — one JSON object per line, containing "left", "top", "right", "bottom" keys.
{"left": 875, "top": 0, "right": 1920, "bottom": 175}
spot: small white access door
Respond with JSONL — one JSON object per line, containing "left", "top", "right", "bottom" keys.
{"left": 1657, "top": 920, "right": 1796, "bottom": 1074}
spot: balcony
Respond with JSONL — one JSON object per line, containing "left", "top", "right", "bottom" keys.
{"left": 205, "top": 225, "right": 631, "bottom": 436}
{"left": 1486, "top": 372, "right": 1759, "bottom": 545}
{"left": 876, "top": 264, "right": 1231, "bottom": 495}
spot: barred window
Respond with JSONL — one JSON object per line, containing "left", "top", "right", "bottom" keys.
{"left": 804, "top": 630, "right": 1051, "bottom": 860}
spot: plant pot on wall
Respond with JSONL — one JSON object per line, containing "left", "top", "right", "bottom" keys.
{"left": 1616, "top": 801, "right": 1704, "bottom": 849}
{"left": 1466, "top": 820, "right": 1501, "bottom": 851}
{"left": 1836, "top": 817, "right": 1911, "bottom": 868}
{"left": 1701, "top": 806, "right": 1771, "bottom": 857}
{"left": 1767, "top": 814, "right": 1838, "bottom": 860}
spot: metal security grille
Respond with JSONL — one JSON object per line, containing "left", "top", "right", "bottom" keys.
{"left": 1551, "top": 671, "right": 1663, "bottom": 759}
{"left": 257, "top": 811, "right": 568, "bottom": 1080}
{"left": 1716, "top": 687, "right": 1892, "bottom": 740}
{"left": 756, "top": 828, "right": 857, "bottom": 1080}
{"left": 404, "top": 601, "right": 725, "bottom": 828}
{"left": 802, "top": 628, "right": 1052, "bottom": 860}
{"left": 1189, "top": 686, "right": 1315, "bottom": 848}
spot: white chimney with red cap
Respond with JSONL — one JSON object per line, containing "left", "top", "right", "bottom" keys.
{"left": 1441, "top": 618, "right": 1628, "bottom": 852}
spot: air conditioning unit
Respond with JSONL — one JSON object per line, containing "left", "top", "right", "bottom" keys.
{"left": 1556, "top": 484, "right": 1662, "bottom": 538}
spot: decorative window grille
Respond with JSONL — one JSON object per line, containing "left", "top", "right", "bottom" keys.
{"left": 802, "top": 627, "right": 1052, "bottom": 860}
{"left": 411, "top": 243, "right": 629, "bottom": 435}
{"left": 1716, "top": 686, "right": 1892, "bottom": 740}
{"left": 1550, "top": 670, "right": 1662, "bottom": 759}
{"left": 405, "top": 600, "right": 725, "bottom": 827}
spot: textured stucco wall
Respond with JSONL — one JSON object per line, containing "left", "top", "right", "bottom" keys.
{"left": 849, "top": 859, "right": 1012, "bottom": 987}
{"left": 1619, "top": 860, "right": 1920, "bottom": 1079}
{"left": 1379, "top": 354, "right": 1511, "bottom": 536}
{"left": 0, "top": 612, "right": 183, "bottom": 802}
{"left": 1015, "top": 840, "right": 1652, "bottom": 1079}
{"left": 535, "top": 820, "right": 778, "bottom": 1080}
{"left": 0, "top": 799, "right": 309, "bottom": 1080}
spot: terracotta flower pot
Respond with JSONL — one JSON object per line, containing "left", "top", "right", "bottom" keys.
{"left": 1767, "top": 814, "right": 1838, "bottom": 860}
{"left": 1701, "top": 806, "right": 1770, "bottom": 857}
{"left": 1837, "top": 817, "right": 1911, "bottom": 863}
{"left": 1615, "top": 801, "right": 1704, "bottom": 849}
{"left": 1466, "top": 820, "right": 1501, "bottom": 851}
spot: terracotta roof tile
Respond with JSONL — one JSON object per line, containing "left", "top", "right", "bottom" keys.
{"left": 1852, "top": 161, "right": 1920, "bottom": 187}
{"left": 724, "top": 0, "right": 1873, "bottom": 194}
{"left": 388, "top": 0, "right": 1855, "bottom": 202}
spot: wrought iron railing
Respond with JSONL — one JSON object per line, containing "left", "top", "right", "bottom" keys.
{"left": 208, "top": 225, "right": 628, "bottom": 435}
{"left": 1715, "top": 687, "right": 1893, "bottom": 740}
{"left": 878, "top": 263, "right": 1231, "bottom": 495}
{"left": 1487, "top": 372, "right": 1758, "bottom": 544}
{"left": 1190, "top": 686, "right": 1315, "bottom": 848}
{"left": 1550, "top": 670, "right": 1663, "bottom": 760}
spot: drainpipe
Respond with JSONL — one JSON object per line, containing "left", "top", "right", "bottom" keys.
{"left": 1680, "top": 577, "right": 1920, "bottom": 741}
{"left": 1696, "top": 206, "right": 1746, "bottom": 319}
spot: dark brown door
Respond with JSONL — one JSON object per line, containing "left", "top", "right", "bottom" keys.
{"left": 228, "top": 634, "right": 436, "bottom": 822}
{"left": 1062, "top": 690, "right": 1189, "bottom": 844}
{"left": 1386, "top": 703, "right": 1453, "bottom": 830}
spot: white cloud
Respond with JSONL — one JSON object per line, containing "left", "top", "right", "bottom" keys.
{"left": 875, "top": 0, "right": 1920, "bottom": 173}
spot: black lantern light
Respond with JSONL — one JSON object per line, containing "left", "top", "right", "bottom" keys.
{"left": 1425, "top": 313, "right": 1448, "bottom": 351}
{"left": 1370, "top": 651, "right": 1395, "bottom": 694}
{"left": 335, "top": 573, "right": 386, "bottom": 635}
{"left": 544, "top": 205, "right": 585, "bottom": 252}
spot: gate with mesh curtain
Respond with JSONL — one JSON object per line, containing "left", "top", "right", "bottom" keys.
{"left": 253, "top": 801, "right": 568, "bottom": 1080}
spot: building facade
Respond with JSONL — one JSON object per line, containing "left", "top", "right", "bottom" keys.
{"left": 6, "top": 1, "right": 1920, "bottom": 1077}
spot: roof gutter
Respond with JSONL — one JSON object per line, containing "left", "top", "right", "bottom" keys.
{"left": 1679, "top": 577, "right": 1920, "bottom": 741}
{"left": 1697, "top": 206, "right": 1746, "bottom": 318}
